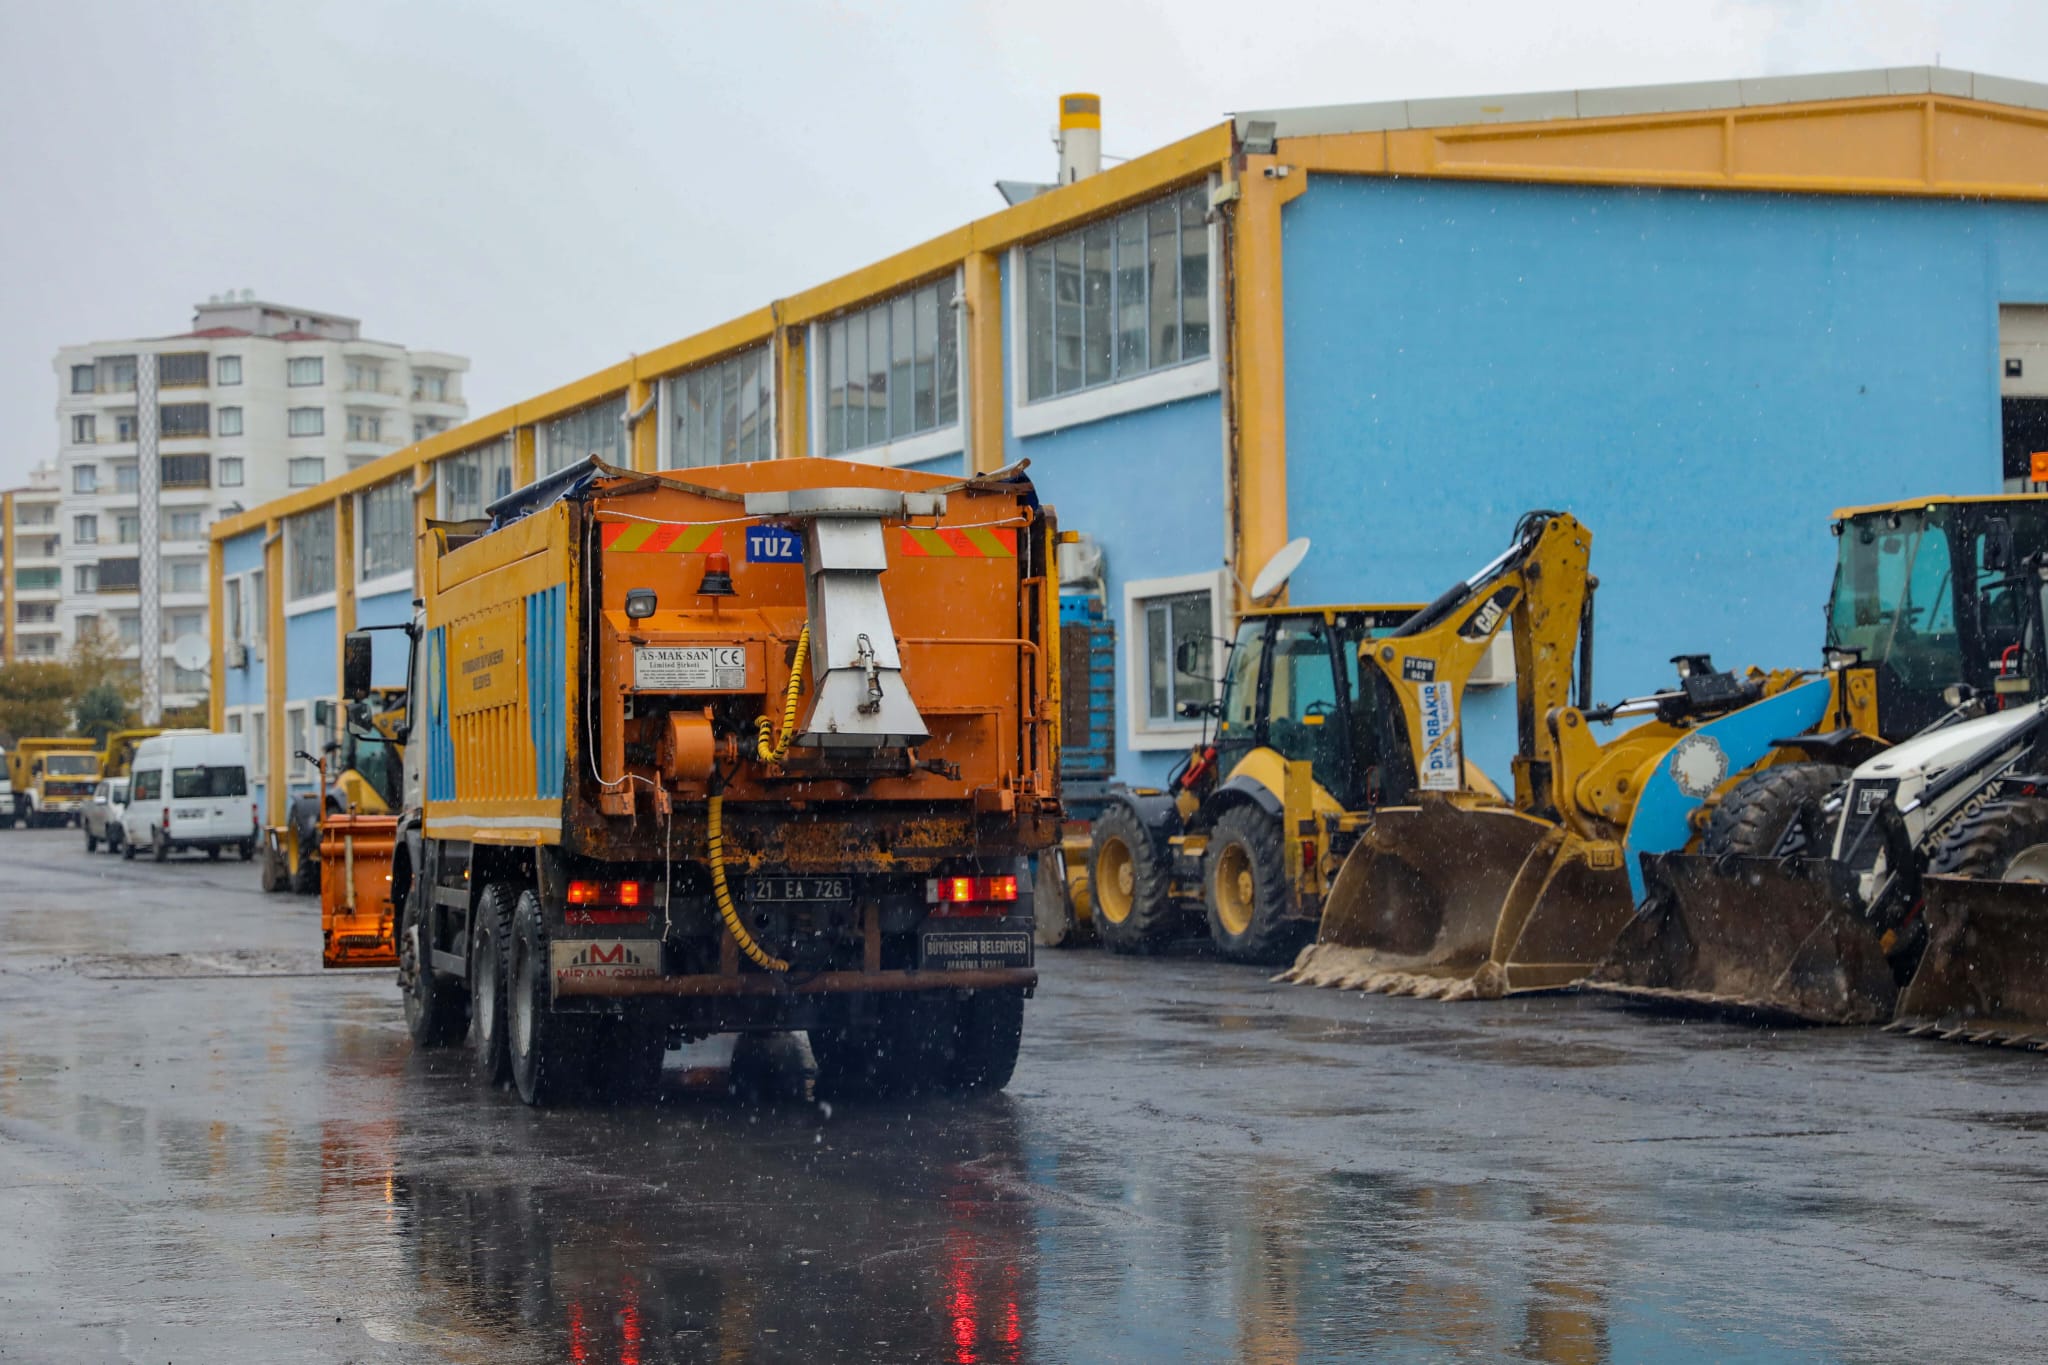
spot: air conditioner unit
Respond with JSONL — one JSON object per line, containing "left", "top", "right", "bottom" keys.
{"left": 227, "top": 642, "right": 250, "bottom": 669}
{"left": 1467, "top": 628, "right": 1514, "bottom": 688}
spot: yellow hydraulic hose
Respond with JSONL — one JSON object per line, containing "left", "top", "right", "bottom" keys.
{"left": 707, "top": 793, "right": 789, "bottom": 973}
{"left": 755, "top": 623, "right": 811, "bottom": 764}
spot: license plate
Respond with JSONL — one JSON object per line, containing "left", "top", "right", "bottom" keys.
{"left": 920, "top": 930, "right": 1033, "bottom": 972}
{"left": 744, "top": 876, "right": 852, "bottom": 904}
{"left": 634, "top": 646, "right": 748, "bottom": 691}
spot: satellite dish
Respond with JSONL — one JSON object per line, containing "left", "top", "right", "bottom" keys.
{"left": 1249, "top": 538, "right": 1311, "bottom": 601}
{"left": 171, "top": 635, "right": 210, "bottom": 672}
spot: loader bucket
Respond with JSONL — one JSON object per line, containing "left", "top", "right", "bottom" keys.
{"left": 1586, "top": 854, "right": 1897, "bottom": 1025}
{"left": 1888, "top": 875, "right": 2048, "bottom": 1049}
{"left": 1284, "top": 802, "right": 1632, "bottom": 999}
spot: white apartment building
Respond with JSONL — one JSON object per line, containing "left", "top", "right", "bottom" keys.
{"left": 51, "top": 295, "right": 467, "bottom": 707}
{"left": 4, "top": 461, "right": 65, "bottom": 662}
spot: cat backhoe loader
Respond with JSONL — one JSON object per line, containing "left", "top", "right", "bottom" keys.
{"left": 1284, "top": 514, "right": 1844, "bottom": 1000}
{"left": 1592, "top": 495, "right": 2048, "bottom": 1035}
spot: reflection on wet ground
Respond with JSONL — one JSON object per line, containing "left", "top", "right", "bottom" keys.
{"left": 3, "top": 829, "right": 2047, "bottom": 1361}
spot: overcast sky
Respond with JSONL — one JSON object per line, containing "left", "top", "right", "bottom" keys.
{"left": 0, "top": 0, "right": 2042, "bottom": 486}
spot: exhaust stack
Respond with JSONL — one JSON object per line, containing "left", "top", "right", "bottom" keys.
{"left": 1058, "top": 93, "right": 1101, "bottom": 183}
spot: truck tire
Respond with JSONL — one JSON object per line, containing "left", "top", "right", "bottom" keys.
{"left": 506, "top": 887, "right": 587, "bottom": 1106}
{"left": 947, "top": 987, "right": 1024, "bottom": 1093}
{"left": 400, "top": 888, "right": 467, "bottom": 1048}
{"left": 468, "top": 883, "right": 515, "bottom": 1085}
{"left": 1702, "top": 762, "right": 1852, "bottom": 858}
{"left": 1090, "top": 804, "right": 1175, "bottom": 955}
{"left": 1203, "top": 804, "right": 1302, "bottom": 964}
{"left": 1929, "top": 798, "right": 2048, "bottom": 880}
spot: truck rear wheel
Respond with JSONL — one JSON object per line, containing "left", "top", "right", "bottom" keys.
{"left": 468, "top": 884, "right": 515, "bottom": 1085}
{"left": 507, "top": 888, "right": 587, "bottom": 1106}
{"left": 1703, "top": 762, "right": 1851, "bottom": 858}
{"left": 1203, "top": 805, "right": 1302, "bottom": 964}
{"left": 400, "top": 889, "right": 467, "bottom": 1048}
{"left": 1090, "top": 805, "right": 1174, "bottom": 955}
{"left": 947, "top": 988, "right": 1024, "bottom": 1093}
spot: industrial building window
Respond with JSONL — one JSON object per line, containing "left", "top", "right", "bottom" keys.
{"left": 289, "top": 457, "right": 325, "bottom": 487}
{"left": 1023, "top": 185, "right": 1210, "bottom": 401}
{"left": 358, "top": 478, "right": 410, "bottom": 581}
{"left": 97, "top": 559, "right": 140, "bottom": 593}
{"left": 287, "top": 506, "right": 335, "bottom": 600}
{"left": 542, "top": 396, "right": 627, "bottom": 474}
{"left": 218, "top": 457, "right": 243, "bottom": 487}
{"left": 288, "top": 706, "right": 311, "bottom": 780}
{"left": 251, "top": 711, "right": 267, "bottom": 777}
{"left": 71, "top": 415, "right": 95, "bottom": 444}
{"left": 71, "top": 364, "right": 96, "bottom": 394}
{"left": 72, "top": 465, "right": 97, "bottom": 494}
{"left": 161, "top": 454, "right": 210, "bottom": 488}
{"left": 217, "top": 355, "right": 241, "bottom": 386}
{"left": 288, "top": 407, "right": 324, "bottom": 437}
{"left": 1122, "top": 570, "right": 1226, "bottom": 748}
{"left": 1142, "top": 590, "right": 1211, "bottom": 723}
{"left": 288, "top": 356, "right": 324, "bottom": 387}
{"left": 820, "top": 277, "right": 959, "bottom": 455}
{"left": 158, "top": 352, "right": 208, "bottom": 388}
{"left": 218, "top": 407, "right": 243, "bottom": 436}
{"left": 438, "top": 439, "right": 513, "bottom": 521}
{"left": 160, "top": 403, "right": 210, "bottom": 438}
{"left": 667, "top": 348, "right": 773, "bottom": 469}
{"left": 73, "top": 514, "right": 97, "bottom": 544}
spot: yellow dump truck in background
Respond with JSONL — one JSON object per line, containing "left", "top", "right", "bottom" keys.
{"left": 9, "top": 738, "right": 103, "bottom": 827}
{"left": 328, "top": 456, "right": 1061, "bottom": 1105}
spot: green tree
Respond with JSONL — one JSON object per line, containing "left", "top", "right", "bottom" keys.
{"left": 0, "top": 660, "right": 77, "bottom": 743}
{"left": 72, "top": 683, "right": 132, "bottom": 745}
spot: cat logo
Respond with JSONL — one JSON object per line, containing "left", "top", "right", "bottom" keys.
{"left": 1456, "top": 586, "right": 1520, "bottom": 641}
{"left": 551, "top": 938, "right": 660, "bottom": 984}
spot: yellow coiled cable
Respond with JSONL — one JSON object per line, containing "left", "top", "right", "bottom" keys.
{"left": 707, "top": 793, "right": 789, "bottom": 973}
{"left": 754, "top": 623, "right": 811, "bottom": 764}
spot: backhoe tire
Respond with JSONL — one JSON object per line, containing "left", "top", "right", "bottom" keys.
{"left": 1089, "top": 805, "right": 1175, "bottom": 955}
{"left": 289, "top": 834, "right": 320, "bottom": 896}
{"left": 468, "top": 883, "right": 515, "bottom": 1086}
{"left": 1929, "top": 798, "right": 2048, "bottom": 880}
{"left": 947, "top": 987, "right": 1025, "bottom": 1093}
{"left": 400, "top": 887, "right": 467, "bottom": 1048}
{"left": 1203, "top": 804, "right": 1302, "bottom": 964}
{"left": 1033, "top": 849, "right": 1076, "bottom": 948}
{"left": 1702, "top": 762, "right": 1852, "bottom": 858}
{"left": 507, "top": 887, "right": 589, "bottom": 1107}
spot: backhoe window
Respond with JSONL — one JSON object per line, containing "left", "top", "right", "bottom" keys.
{"left": 1265, "top": 618, "right": 1345, "bottom": 794}
{"left": 1219, "top": 622, "right": 1267, "bottom": 737}
{"left": 1827, "top": 510, "right": 1961, "bottom": 689}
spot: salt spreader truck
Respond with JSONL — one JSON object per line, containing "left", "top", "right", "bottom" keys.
{"left": 328, "top": 456, "right": 1060, "bottom": 1105}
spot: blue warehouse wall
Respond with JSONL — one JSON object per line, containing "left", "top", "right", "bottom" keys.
{"left": 284, "top": 607, "right": 337, "bottom": 704}
{"left": 1280, "top": 178, "right": 2048, "bottom": 778}
{"left": 219, "top": 529, "right": 265, "bottom": 711}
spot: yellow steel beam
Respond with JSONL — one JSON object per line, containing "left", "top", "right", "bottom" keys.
{"left": 627, "top": 376, "right": 658, "bottom": 472}
{"left": 514, "top": 425, "right": 537, "bottom": 489}
{"left": 206, "top": 537, "right": 223, "bottom": 731}
{"left": 963, "top": 251, "right": 1004, "bottom": 473}
{"left": 1229, "top": 155, "right": 1308, "bottom": 614}
{"left": 334, "top": 493, "right": 356, "bottom": 700}
{"left": 776, "top": 322, "right": 806, "bottom": 459}
{"left": 264, "top": 522, "right": 286, "bottom": 826}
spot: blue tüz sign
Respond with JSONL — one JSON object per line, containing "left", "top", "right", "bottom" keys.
{"left": 745, "top": 526, "right": 803, "bottom": 563}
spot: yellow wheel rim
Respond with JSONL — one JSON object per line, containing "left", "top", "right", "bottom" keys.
{"left": 1215, "top": 841, "right": 1254, "bottom": 937}
{"left": 1096, "top": 836, "right": 1136, "bottom": 925}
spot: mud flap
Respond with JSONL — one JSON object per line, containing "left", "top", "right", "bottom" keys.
{"left": 1284, "top": 802, "right": 1631, "bottom": 999}
{"left": 1888, "top": 875, "right": 2048, "bottom": 1049}
{"left": 1586, "top": 853, "right": 1897, "bottom": 1024}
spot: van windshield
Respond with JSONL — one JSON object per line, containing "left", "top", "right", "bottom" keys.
{"left": 172, "top": 766, "right": 248, "bottom": 799}
{"left": 46, "top": 753, "right": 99, "bottom": 776}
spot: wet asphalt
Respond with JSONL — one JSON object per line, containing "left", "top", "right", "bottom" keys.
{"left": 1, "top": 827, "right": 2046, "bottom": 1363}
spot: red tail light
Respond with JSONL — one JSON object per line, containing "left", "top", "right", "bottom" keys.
{"left": 566, "top": 878, "right": 648, "bottom": 923}
{"left": 162, "top": 806, "right": 170, "bottom": 830}
{"left": 929, "top": 874, "right": 1019, "bottom": 916}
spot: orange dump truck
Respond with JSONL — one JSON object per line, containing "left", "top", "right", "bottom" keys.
{"left": 330, "top": 456, "right": 1060, "bottom": 1105}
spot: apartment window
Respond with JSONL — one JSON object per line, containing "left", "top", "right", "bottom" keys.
{"left": 287, "top": 505, "right": 335, "bottom": 599}
{"left": 288, "top": 407, "right": 324, "bottom": 437}
{"left": 160, "top": 403, "right": 209, "bottom": 438}
{"left": 15, "top": 567, "right": 58, "bottom": 591}
{"left": 15, "top": 601, "right": 56, "bottom": 623}
{"left": 71, "top": 415, "right": 95, "bottom": 444}
{"left": 73, "top": 514, "right": 97, "bottom": 543}
{"left": 169, "top": 610, "right": 205, "bottom": 641}
{"left": 667, "top": 348, "right": 773, "bottom": 469}
{"left": 414, "top": 417, "right": 449, "bottom": 442}
{"left": 164, "top": 662, "right": 208, "bottom": 694}
{"left": 289, "top": 457, "right": 325, "bottom": 486}
{"left": 102, "top": 356, "right": 137, "bottom": 392}
{"left": 820, "top": 276, "right": 958, "bottom": 455}
{"left": 74, "top": 612, "right": 100, "bottom": 641}
{"left": 71, "top": 364, "right": 96, "bottom": 394}
{"left": 115, "top": 464, "right": 139, "bottom": 494}
{"left": 217, "top": 355, "right": 241, "bottom": 386}
{"left": 288, "top": 356, "right": 324, "bottom": 387}
{"left": 219, "top": 457, "right": 244, "bottom": 487}
{"left": 358, "top": 478, "right": 411, "bottom": 581}
{"left": 347, "top": 412, "right": 382, "bottom": 442}
{"left": 1024, "top": 185, "right": 1211, "bottom": 401}
{"left": 115, "top": 413, "right": 137, "bottom": 442}
{"left": 346, "top": 361, "right": 383, "bottom": 392}
{"left": 169, "top": 560, "right": 203, "bottom": 594}
{"left": 158, "top": 352, "right": 208, "bottom": 388}
{"left": 161, "top": 454, "right": 210, "bottom": 489}
{"left": 73, "top": 564, "right": 98, "bottom": 594}
{"left": 98, "top": 559, "right": 140, "bottom": 592}
{"left": 217, "top": 406, "right": 243, "bottom": 437}
{"left": 541, "top": 396, "right": 627, "bottom": 474}
{"left": 437, "top": 439, "right": 513, "bottom": 521}
{"left": 72, "top": 465, "right": 97, "bottom": 494}
{"left": 413, "top": 370, "right": 447, "bottom": 401}
{"left": 166, "top": 510, "right": 204, "bottom": 541}
{"left": 117, "top": 515, "right": 139, "bottom": 544}
{"left": 117, "top": 614, "right": 141, "bottom": 645}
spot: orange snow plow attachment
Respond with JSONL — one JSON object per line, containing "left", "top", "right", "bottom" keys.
{"left": 1282, "top": 799, "right": 1635, "bottom": 999}
{"left": 319, "top": 813, "right": 399, "bottom": 968}
{"left": 1887, "top": 875, "right": 2048, "bottom": 1049}
{"left": 1586, "top": 853, "right": 1899, "bottom": 1024}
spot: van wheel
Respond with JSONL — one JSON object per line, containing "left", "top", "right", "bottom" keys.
{"left": 468, "top": 884, "right": 515, "bottom": 1085}
{"left": 152, "top": 830, "right": 168, "bottom": 863}
{"left": 108, "top": 827, "right": 123, "bottom": 855}
{"left": 85, "top": 828, "right": 98, "bottom": 853}
{"left": 122, "top": 836, "right": 136, "bottom": 862}
{"left": 237, "top": 839, "right": 253, "bottom": 862}
{"left": 507, "top": 888, "right": 588, "bottom": 1107}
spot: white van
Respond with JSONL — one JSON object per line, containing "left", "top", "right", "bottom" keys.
{"left": 121, "top": 732, "right": 258, "bottom": 862}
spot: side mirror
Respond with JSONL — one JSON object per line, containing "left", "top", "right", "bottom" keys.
{"left": 1173, "top": 633, "right": 1220, "bottom": 682}
{"left": 342, "top": 631, "right": 374, "bottom": 701}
